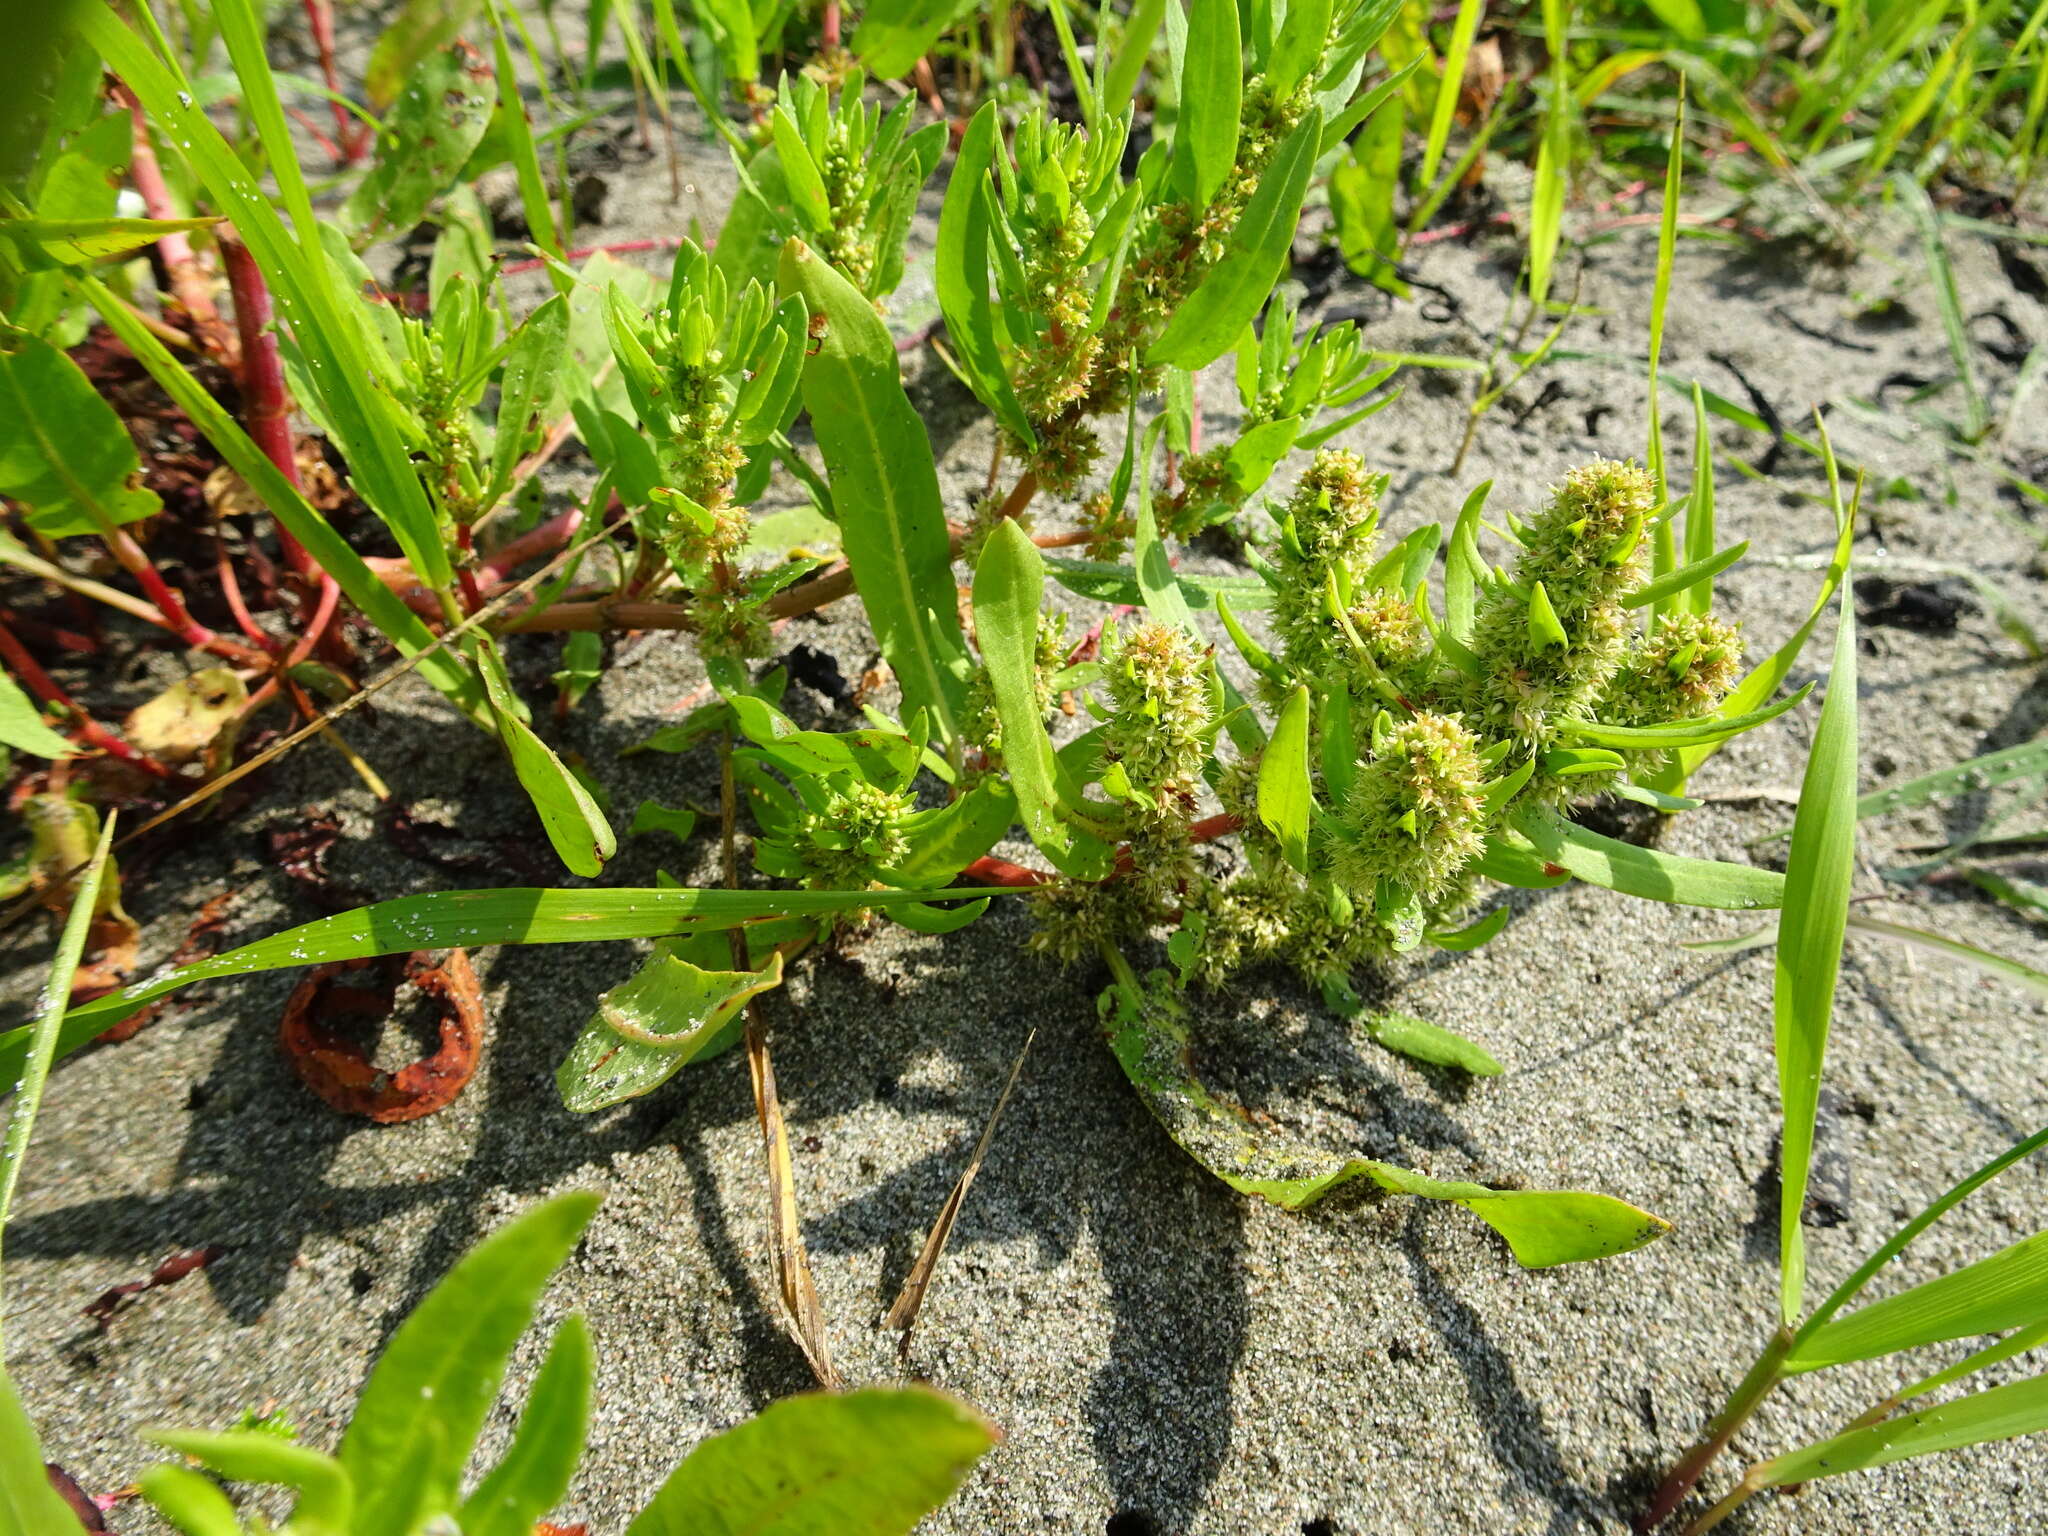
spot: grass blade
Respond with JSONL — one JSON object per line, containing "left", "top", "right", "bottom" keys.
{"left": 3, "top": 885, "right": 1018, "bottom": 1083}
{"left": 0, "top": 808, "right": 115, "bottom": 1344}
{"left": 1680, "top": 381, "right": 1718, "bottom": 616}
{"left": 1751, "top": 1370, "right": 2048, "bottom": 1488}
{"left": 1418, "top": 0, "right": 1485, "bottom": 191}
{"left": 1790, "top": 1228, "right": 2048, "bottom": 1372}
{"left": 1844, "top": 914, "right": 2048, "bottom": 1000}
{"left": 1774, "top": 587, "right": 1858, "bottom": 1325}
{"left": 1897, "top": 171, "right": 1988, "bottom": 442}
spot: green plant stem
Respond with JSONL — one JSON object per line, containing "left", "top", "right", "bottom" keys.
{"left": 1677, "top": 1465, "right": 1771, "bottom": 1536}
{"left": 1635, "top": 1327, "right": 1794, "bottom": 1532}
{"left": 0, "top": 809, "right": 115, "bottom": 1353}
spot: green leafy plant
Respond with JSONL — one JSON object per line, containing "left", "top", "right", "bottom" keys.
{"left": 1638, "top": 595, "right": 2048, "bottom": 1531}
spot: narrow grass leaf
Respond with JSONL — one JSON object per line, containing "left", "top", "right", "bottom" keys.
{"left": 1624, "top": 540, "right": 1748, "bottom": 610}
{"left": 0, "top": 809, "right": 113, "bottom": 1282}
{"left": 1897, "top": 172, "right": 1988, "bottom": 441}
{"left": 1790, "top": 1229, "right": 2048, "bottom": 1372}
{"left": 1105, "top": 0, "right": 1169, "bottom": 113}
{"left": 1419, "top": 0, "right": 1485, "bottom": 189}
{"left": 1845, "top": 914, "right": 2048, "bottom": 1001}
{"left": 1752, "top": 1371, "right": 2048, "bottom": 1487}
{"left": 1774, "top": 590, "right": 1858, "bottom": 1325}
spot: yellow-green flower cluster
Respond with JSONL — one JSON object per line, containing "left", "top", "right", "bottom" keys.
{"left": 1327, "top": 713, "right": 1488, "bottom": 904}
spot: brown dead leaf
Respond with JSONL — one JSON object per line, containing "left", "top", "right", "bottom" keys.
{"left": 267, "top": 807, "right": 372, "bottom": 912}
{"left": 43, "top": 1464, "right": 109, "bottom": 1531}
{"left": 279, "top": 950, "right": 484, "bottom": 1123}
{"left": 201, "top": 463, "right": 263, "bottom": 521}
{"left": 1458, "top": 35, "right": 1505, "bottom": 124}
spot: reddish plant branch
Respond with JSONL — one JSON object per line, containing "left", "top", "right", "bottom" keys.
{"left": 99, "top": 524, "right": 269, "bottom": 667}
{"left": 300, "top": 0, "right": 369, "bottom": 164}
{"left": 222, "top": 234, "right": 317, "bottom": 584}
{"left": 112, "top": 82, "right": 236, "bottom": 365}
{"left": 0, "top": 617, "right": 178, "bottom": 780}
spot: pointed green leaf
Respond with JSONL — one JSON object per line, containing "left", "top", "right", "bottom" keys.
{"left": 1366, "top": 1011, "right": 1503, "bottom": 1075}
{"left": 1, "top": 214, "right": 220, "bottom": 265}
{"left": 933, "top": 105, "right": 1033, "bottom": 445}
{"left": 973, "top": 526, "right": 1114, "bottom": 877}
{"left": 1791, "top": 1229, "right": 2048, "bottom": 1372}
{"left": 1101, "top": 975, "right": 1667, "bottom": 1261}
{"left": 1511, "top": 806, "right": 1786, "bottom": 911}
{"left": 1259, "top": 685, "right": 1314, "bottom": 872}
{"left": 1149, "top": 107, "right": 1324, "bottom": 369}
{"left": 779, "top": 238, "right": 969, "bottom": 739}
{"left": 0, "top": 1368, "right": 85, "bottom": 1535}
{"left": 458, "top": 1315, "right": 592, "bottom": 1536}
{"left": 0, "top": 669, "right": 71, "bottom": 759}
{"left": 627, "top": 1387, "right": 994, "bottom": 1535}
{"left": 0, "top": 334, "right": 160, "bottom": 536}
{"left": 1775, "top": 592, "right": 1858, "bottom": 1325}
{"left": 1622, "top": 539, "right": 1749, "bottom": 610}
{"left": 1557, "top": 683, "right": 1811, "bottom": 750}
{"left": 474, "top": 637, "right": 617, "bottom": 877}
{"left": 338, "top": 1192, "right": 600, "bottom": 1535}
{"left": 150, "top": 1431, "right": 352, "bottom": 1536}
{"left": 344, "top": 41, "right": 496, "bottom": 239}
{"left": 1752, "top": 1371, "right": 2048, "bottom": 1488}
{"left": 484, "top": 294, "right": 569, "bottom": 507}
{"left": 137, "top": 1462, "right": 243, "bottom": 1536}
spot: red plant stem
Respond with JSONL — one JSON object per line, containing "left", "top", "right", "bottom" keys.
{"left": 960, "top": 855, "right": 1050, "bottom": 888}
{"left": 1635, "top": 1329, "right": 1794, "bottom": 1533}
{"left": 480, "top": 508, "right": 584, "bottom": 581}
{"left": 99, "top": 524, "right": 269, "bottom": 667}
{"left": 497, "top": 238, "right": 688, "bottom": 277}
{"left": 0, "top": 617, "right": 178, "bottom": 780}
{"left": 300, "top": 0, "right": 368, "bottom": 164}
{"left": 221, "top": 234, "right": 317, "bottom": 583}
{"left": 214, "top": 530, "right": 282, "bottom": 653}
{"left": 1188, "top": 813, "right": 1241, "bottom": 844}
{"left": 112, "top": 81, "right": 236, "bottom": 365}
{"left": 822, "top": 0, "right": 842, "bottom": 49}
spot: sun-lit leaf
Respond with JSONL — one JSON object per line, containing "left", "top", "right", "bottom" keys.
{"left": 338, "top": 1193, "right": 599, "bottom": 1535}
{"left": 0, "top": 668, "right": 71, "bottom": 759}
{"left": 473, "top": 637, "right": 617, "bottom": 878}
{"left": 1791, "top": 1228, "right": 2048, "bottom": 1372}
{"left": 1150, "top": 108, "right": 1324, "bottom": 369}
{"left": 1510, "top": 806, "right": 1786, "bottom": 910}
{"left": 556, "top": 950, "right": 785, "bottom": 1111}
{"left": 344, "top": 41, "right": 496, "bottom": 240}
{"left": 1259, "top": 685, "right": 1314, "bottom": 872}
{"left": 1100, "top": 972, "right": 1668, "bottom": 1261}
{"left": 627, "top": 1387, "right": 993, "bottom": 1535}
{"left": 779, "top": 239, "right": 969, "bottom": 740}
{"left": 1774, "top": 591, "right": 1858, "bottom": 1325}
{"left": 457, "top": 1315, "right": 591, "bottom": 1536}
{"left": 1366, "top": 1012, "right": 1503, "bottom": 1075}
{"left": 1750, "top": 1370, "right": 2048, "bottom": 1488}
{"left": 0, "top": 333, "right": 160, "bottom": 536}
